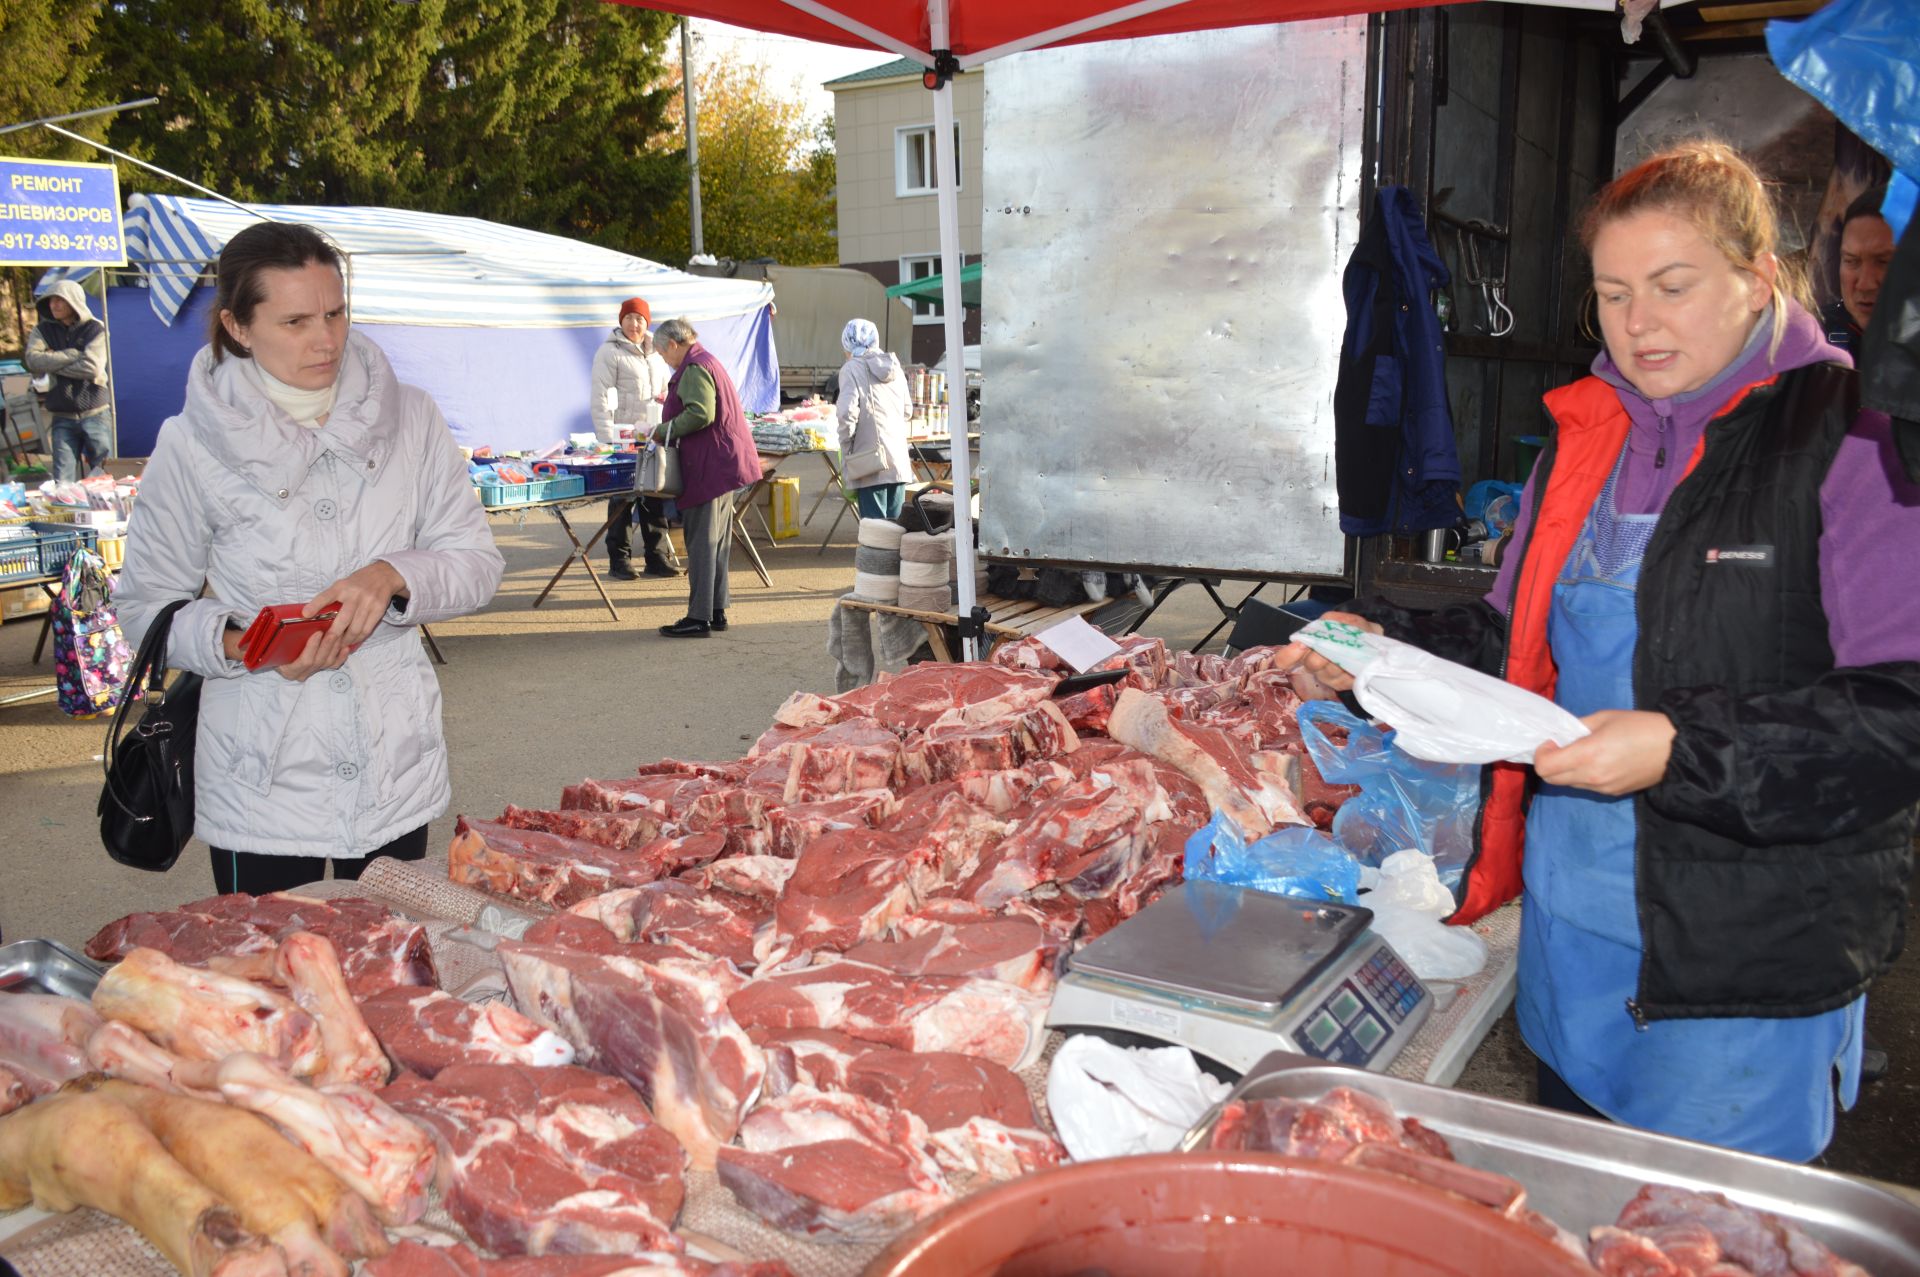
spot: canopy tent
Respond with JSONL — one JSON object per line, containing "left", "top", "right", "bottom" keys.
{"left": 885, "top": 261, "right": 982, "bottom": 307}
{"left": 43, "top": 194, "right": 777, "bottom": 456}
{"left": 611, "top": 0, "right": 1453, "bottom": 657}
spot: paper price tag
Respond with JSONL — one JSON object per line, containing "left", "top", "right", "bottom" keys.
{"left": 1034, "top": 615, "right": 1123, "bottom": 673}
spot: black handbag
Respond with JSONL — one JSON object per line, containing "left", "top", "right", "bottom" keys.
{"left": 98, "top": 599, "right": 203, "bottom": 871}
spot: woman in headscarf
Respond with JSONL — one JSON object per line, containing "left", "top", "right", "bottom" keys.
{"left": 833, "top": 318, "right": 915, "bottom": 520}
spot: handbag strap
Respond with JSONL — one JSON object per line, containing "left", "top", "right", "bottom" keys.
{"left": 99, "top": 598, "right": 194, "bottom": 813}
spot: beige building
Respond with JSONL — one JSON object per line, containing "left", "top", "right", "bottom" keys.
{"left": 824, "top": 58, "right": 983, "bottom": 366}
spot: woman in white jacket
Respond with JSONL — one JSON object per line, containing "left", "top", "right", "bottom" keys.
{"left": 117, "top": 222, "right": 504, "bottom": 896}
{"left": 834, "top": 318, "right": 915, "bottom": 519}
{"left": 589, "top": 297, "right": 677, "bottom": 579}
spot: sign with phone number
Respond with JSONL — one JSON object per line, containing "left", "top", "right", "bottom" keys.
{"left": 0, "top": 156, "right": 127, "bottom": 267}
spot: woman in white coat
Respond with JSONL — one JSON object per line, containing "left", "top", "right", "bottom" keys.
{"left": 834, "top": 318, "right": 915, "bottom": 519}
{"left": 117, "top": 222, "right": 504, "bottom": 896}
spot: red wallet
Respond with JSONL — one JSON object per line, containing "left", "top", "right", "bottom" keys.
{"left": 239, "top": 602, "right": 351, "bottom": 671}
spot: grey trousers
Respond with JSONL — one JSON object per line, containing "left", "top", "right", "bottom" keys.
{"left": 680, "top": 492, "right": 734, "bottom": 623}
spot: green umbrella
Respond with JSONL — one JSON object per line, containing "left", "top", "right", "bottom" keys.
{"left": 885, "top": 261, "right": 982, "bottom": 307}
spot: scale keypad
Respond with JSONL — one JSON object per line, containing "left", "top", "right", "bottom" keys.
{"left": 1290, "top": 947, "right": 1428, "bottom": 1066}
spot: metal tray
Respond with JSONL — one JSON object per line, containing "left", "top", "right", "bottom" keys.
{"left": 0, "top": 939, "right": 107, "bottom": 1000}
{"left": 1182, "top": 1050, "right": 1920, "bottom": 1275}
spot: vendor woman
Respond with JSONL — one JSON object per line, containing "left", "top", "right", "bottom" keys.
{"left": 1304, "top": 141, "right": 1920, "bottom": 1161}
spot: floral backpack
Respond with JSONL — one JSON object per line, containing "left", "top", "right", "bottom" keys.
{"left": 51, "top": 548, "right": 138, "bottom": 719}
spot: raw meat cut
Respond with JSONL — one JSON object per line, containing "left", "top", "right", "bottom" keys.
{"left": 764, "top": 791, "right": 898, "bottom": 858}
{"left": 676, "top": 855, "right": 796, "bottom": 900}
{"left": 1207, "top": 1088, "right": 1454, "bottom": 1163}
{"left": 716, "top": 1086, "right": 953, "bottom": 1243}
{"left": 759, "top": 830, "right": 935, "bottom": 964}
{"left": 93, "top": 948, "right": 325, "bottom": 1078}
{"left": 1108, "top": 685, "right": 1310, "bottom": 835}
{"left": 569, "top": 879, "right": 770, "bottom": 971}
{"left": 448, "top": 817, "right": 728, "bottom": 908}
{"left": 878, "top": 783, "right": 1011, "bottom": 887}
{"left": 904, "top": 699, "right": 1080, "bottom": 783}
{"left": 0, "top": 1086, "right": 293, "bottom": 1277}
{"left": 728, "top": 960, "right": 1048, "bottom": 1071}
{"left": 380, "top": 1064, "right": 685, "bottom": 1258}
{"left": 957, "top": 759, "right": 1172, "bottom": 907}
{"left": 1603, "top": 1184, "right": 1869, "bottom": 1277}
{"left": 0, "top": 1063, "right": 28, "bottom": 1116}
{"left": 86, "top": 1020, "right": 225, "bottom": 1099}
{"left": 98, "top": 1076, "right": 390, "bottom": 1272}
{"left": 362, "top": 1240, "right": 792, "bottom": 1277}
{"left": 844, "top": 908, "right": 1054, "bottom": 991}
{"left": 499, "top": 939, "right": 763, "bottom": 1169}
{"left": 357, "top": 986, "right": 575, "bottom": 1078}
{"left": 85, "top": 894, "right": 435, "bottom": 999}
{"left": 0, "top": 992, "right": 102, "bottom": 1095}
{"left": 213, "top": 1052, "right": 437, "bottom": 1227}
{"left": 768, "top": 719, "right": 905, "bottom": 802}
{"left": 502, "top": 803, "right": 666, "bottom": 850}
{"left": 275, "top": 933, "right": 391, "bottom": 1090}
{"left": 816, "top": 663, "right": 1062, "bottom": 733}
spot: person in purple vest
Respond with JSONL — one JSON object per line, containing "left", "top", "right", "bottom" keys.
{"left": 649, "top": 318, "right": 762, "bottom": 638}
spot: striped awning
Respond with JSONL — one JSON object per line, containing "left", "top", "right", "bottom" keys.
{"left": 44, "top": 194, "right": 772, "bottom": 330}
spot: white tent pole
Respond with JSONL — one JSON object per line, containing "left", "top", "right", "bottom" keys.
{"left": 928, "top": 0, "right": 979, "bottom": 661}
{"left": 957, "top": 0, "right": 1200, "bottom": 68}
{"left": 774, "top": 0, "right": 932, "bottom": 64}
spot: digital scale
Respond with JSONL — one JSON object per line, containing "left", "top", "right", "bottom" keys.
{"left": 1046, "top": 881, "right": 1433, "bottom": 1074}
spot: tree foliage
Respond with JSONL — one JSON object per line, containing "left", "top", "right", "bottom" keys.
{"left": 89, "top": 0, "right": 685, "bottom": 252}
{"left": 652, "top": 51, "right": 838, "bottom": 266}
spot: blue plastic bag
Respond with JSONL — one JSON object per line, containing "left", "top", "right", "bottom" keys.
{"left": 1183, "top": 811, "right": 1360, "bottom": 905}
{"left": 1297, "top": 701, "right": 1480, "bottom": 888}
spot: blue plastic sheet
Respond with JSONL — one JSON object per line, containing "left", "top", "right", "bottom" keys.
{"left": 1768, "top": 0, "right": 1920, "bottom": 239}
{"left": 1183, "top": 812, "right": 1359, "bottom": 905}
{"left": 1298, "top": 702, "right": 1480, "bottom": 887}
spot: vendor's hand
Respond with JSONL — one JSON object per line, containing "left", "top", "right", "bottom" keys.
{"left": 1533, "top": 710, "right": 1675, "bottom": 796}
{"left": 1297, "top": 611, "right": 1382, "bottom": 694}
{"left": 303, "top": 561, "right": 408, "bottom": 660}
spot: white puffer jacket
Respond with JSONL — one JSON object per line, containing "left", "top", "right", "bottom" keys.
{"left": 589, "top": 329, "right": 672, "bottom": 442}
{"left": 117, "top": 331, "right": 505, "bottom": 858}
{"left": 834, "top": 349, "right": 915, "bottom": 487}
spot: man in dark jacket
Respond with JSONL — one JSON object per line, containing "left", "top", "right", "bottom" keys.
{"left": 1820, "top": 185, "right": 1894, "bottom": 354}
{"left": 24, "top": 280, "right": 113, "bottom": 481}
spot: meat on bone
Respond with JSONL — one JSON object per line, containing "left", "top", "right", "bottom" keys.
{"left": 86, "top": 1020, "right": 224, "bottom": 1099}
{"left": 1606, "top": 1184, "right": 1869, "bottom": 1277}
{"left": 211, "top": 1052, "right": 437, "bottom": 1227}
{"left": 356, "top": 985, "right": 575, "bottom": 1079}
{"left": 1107, "top": 685, "right": 1310, "bottom": 835}
{"left": 274, "top": 933, "right": 391, "bottom": 1090}
{"left": 728, "top": 959, "right": 1049, "bottom": 1071}
{"left": 97, "top": 1076, "right": 390, "bottom": 1274}
{"left": 447, "top": 816, "right": 727, "bottom": 909}
{"left": 958, "top": 759, "right": 1172, "bottom": 908}
{"left": 758, "top": 829, "right": 936, "bottom": 966}
{"left": 804, "top": 663, "right": 1062, "bottom": 734}
{"left": 771, "top": 720, "right": 907, "bottom": 802}
{"left": 1207, "top": 1088, "right": 1453, "bottom": 1163}
{"left": 675, "top": 854, "right": 797, "bottom": 900}
{"left": 0, "top": 1064, "right": 28, "bottom": 1117}
{"left": 763, "top": 790, "right": 898, "bottom": 858}
{"left": 502, "top": 803, "right": 666, "bottom": 851}
{"left": 844, "top": 909, "right": 1054, "bottom": 992}
{"left": 0, "top": 991, "right": 102, "bottom": 1095}
{"left": 569, "top": 879, "right": 770, "bottom": 971}
{"left": 716, "top": 1085, "right": 953, "bottom": 1244}
{"left": 92, "top": 948, "right": 325, "bottom": 1078}
{"left": 499, "top": 933, "right": 764, "bottom": 1170}
{"left": 0, "top": 1086, "right": 293, "bottom": 1277}
{"left": 379, "top": 1064, "right": 685, "bottom": 1258}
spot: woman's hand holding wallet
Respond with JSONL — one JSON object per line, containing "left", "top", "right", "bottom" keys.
{"left": 238, "top": 561, "right": 410, "bottom": 682}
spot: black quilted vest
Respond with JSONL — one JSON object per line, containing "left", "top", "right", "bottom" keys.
{"left": 38, "top": 317, "right": 110, "bottom": 417}
{"left": 1630, "top": 362, "right": 1913, "bottom": 1019}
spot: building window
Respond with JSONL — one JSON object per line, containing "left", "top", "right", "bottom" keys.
{"left": 900, "top": 254, "right": 943, "bottom": 324}
{"left": 895, "top": 124, "right": 961, "bottom": 198}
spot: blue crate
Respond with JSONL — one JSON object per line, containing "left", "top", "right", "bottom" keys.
{"left": 553, "top": 456, "right": 636, "bottom": 495}
{"left": 539, "top": 474, "right": 587, "bottom": 501}
{"left": 478, "top": 479, "right": 538, "bottom": 508}
{"left": 28, "top": 521, "right": 99, "bottom": 579}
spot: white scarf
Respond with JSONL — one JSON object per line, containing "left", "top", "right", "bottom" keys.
{"left": 244, "top": 358, "right": 338, "bottom": 429}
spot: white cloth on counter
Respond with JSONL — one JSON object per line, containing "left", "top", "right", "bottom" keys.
{"left": 1046, "top": 1034, "right": 1230, "bottom": 1162}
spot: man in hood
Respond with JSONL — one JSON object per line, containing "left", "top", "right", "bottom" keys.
{"left": 24, "top": 280, "right": 114, "bottom": 481}
{"left": 590, "top": 296, "right": 678, "bottom": 579}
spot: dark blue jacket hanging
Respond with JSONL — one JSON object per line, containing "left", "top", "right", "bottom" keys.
{"left": 1333, "top": 185, "right": 1461, "bottom": 536}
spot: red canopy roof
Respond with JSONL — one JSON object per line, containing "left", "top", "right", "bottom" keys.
{"left": 606, "top": 0, "right": 1445, "bottom": 66}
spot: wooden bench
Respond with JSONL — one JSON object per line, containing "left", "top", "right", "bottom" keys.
{"left": 837, "top": 592, "right": 1109, "bottom": 662}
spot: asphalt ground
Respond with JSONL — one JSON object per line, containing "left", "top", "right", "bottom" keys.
{"left": 1, "top": 450, "right": 1913, "bottom": 1188}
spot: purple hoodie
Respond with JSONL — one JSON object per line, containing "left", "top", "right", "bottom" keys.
{"left": 1487, "top": 303, "right": 1920, "bottom": 667}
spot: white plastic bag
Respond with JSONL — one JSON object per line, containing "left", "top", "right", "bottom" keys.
{"left": 1296, "top": 619, "right": 1589, "bottom": 765}
{"left": 1045, "top": 1034, "right": 1229, "bottom": 1161}
{"left": 1359, "top": 850, "right": 1489, "bottom": 981}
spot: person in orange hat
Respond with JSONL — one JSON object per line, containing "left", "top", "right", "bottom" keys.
{"left": 590, "top": 297, "right": 677, "bottom": 578}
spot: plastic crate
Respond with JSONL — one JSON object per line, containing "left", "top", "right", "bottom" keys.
{"left": 553, "top": 456, "right": 636, "bottom": 495}
{"left": 29, "top": 521, "right": 99, "bottom": 578}
{"left": 540, "top": 474, "right": 587, "bottom": 501}
{"left": 0, "top": 527, "right": 36, "bottom": 584}
{"left": 478, "top": 479, "right": 538, "bottom": 508}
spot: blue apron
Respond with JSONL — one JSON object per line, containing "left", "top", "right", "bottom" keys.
{"left": 1513, "top": 452, "right": 1863, "bottom": 1163}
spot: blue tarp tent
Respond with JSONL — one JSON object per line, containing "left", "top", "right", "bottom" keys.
{"left": 47, "top": 195, "right": 777, "bottom": 456}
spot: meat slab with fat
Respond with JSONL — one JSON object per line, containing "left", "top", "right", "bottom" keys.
{"left": 764, "top": 791, "right": 898, "bottom": 858}
{"left": 715, "top": 1086, "right": 953, "bottom": 1244}
{"left": 85, "top": 893, "right": 435, "bottom": 998}
{"left": 1208, "top": 1088, "right": 1454, "bottom": 1163}
{"left": 380, "top": 1063, "right": 685, "bottom": 1258}
{"left": 448, "top": 817, "right": 727, "bottom": 909}
{"left": 728, "top": 960, "right": 1048, "bottom": 1071}
{"left": 1594, "top": 1184, "right": 1870, "bottom": 1277}
{"left": 903, "top": 699, "right": 1080, "bottom": 783}
{"left": 799, "top": 663, "right": 1062, "bottom": 734}
{"left": 357, "top": 986, "right": 575, "bottom": 1078}
{"left": 957, "top": 759, "right": 1172, "bottom": 908}
{"left": 568, "top": 879, "right": 770, "bottom": 971}
{"left": 844, "top": 906, "right": 1054, "bottom": 992}
{"left": 758, "top": 830, "right": 936, "bottom": 965}
{"left": 362, "top": 1240, "right": 794, "bottom": 1277}
{"left": 498, "top": 936, "right": 764, "bottom": 1170}
{"left": 1108, "top": 686, "right": 1310, "bottom": 835}
{"left": 92, "top": 948, "right": 325, "bottom": 1078}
